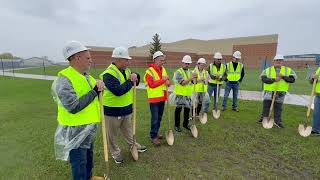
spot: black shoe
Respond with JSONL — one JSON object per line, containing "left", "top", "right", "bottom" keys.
{"left": 311, "top": 131, "right": 320, "bottom": 135}
{"left": 257, "top": 118, "right": 263, "bottom": 123}
{"left": 183, "top": 125, "right": 191, "bottom": 131}
{"left": 137, "top": 145, "right": 147, "bottom": 153}
{"left": 232, "top": 108, "right": 239, "bottom": 112}
{"left": 114, "top": 155, "right": 124, "bottom": 164}
{"left": 222, "top": 107, "right": 226, "bottom": 111}
{"left": 175, "top": 126, "right": 181, "bottom": 132}
{"left": 274, "top": 122, "right": 284, "bottom": 128}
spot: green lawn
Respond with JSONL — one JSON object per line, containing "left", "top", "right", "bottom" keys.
{"left": 1, "top": 76, "right": 320, "bottom": 179}
{"left": 12, "top": 66, "right": 312, "bottom": 95}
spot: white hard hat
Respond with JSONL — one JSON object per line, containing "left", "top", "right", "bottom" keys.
{"left": 197, "top": 58, "right": 206, "bottom": 64}
{"left": 214, "top": 52, "right": 223, "bottom": 59}
{"left": 112, "top": 47, "right": 132, "bottom": 60}
{"left": 233, "top": 51, "right": 242, "bottom": 59}
{"left": 63, "top": 41, "right": 90, "bottom": 60}
{"left": 153, "top": 51, "right": 165, "bottom": 59}
{"left": 182, "top": 55, "right": 192, "bottom": 63}
{"left": 274, "top": 54, "right": 284, "bottom": 60}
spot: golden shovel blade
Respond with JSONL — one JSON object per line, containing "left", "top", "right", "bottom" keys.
{"left": 212, "top": 110, "right": 220, "bottom": 119}
{"left": 199, "top": 113, "right": 207, "bottom": 124}
{"left": 130, "top": 144, "right": 139, "bottom": 161}
{"left": 298, "top": 124, "right": 312, "bottom": 137}
{"left": 190, "top": 125, "right": 198, "bottom": 138}
{"left": 262, "top": 117, "right": 274, "bottom": 129}
{"left": 166, "top": 129, "right": 174, "bottom": 146}
{"left": 91, "top": 176, "right": 109, "bottom": 180}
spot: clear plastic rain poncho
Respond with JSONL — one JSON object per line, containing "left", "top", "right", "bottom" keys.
{"left": 51, "top": 76, "right": 98, "bottom": 161}
{"left": 169, "top": 69, "right": 210, "bottom": 108}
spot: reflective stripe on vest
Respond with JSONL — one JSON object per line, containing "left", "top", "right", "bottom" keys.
{"left": 194, "top": 67, "right": 208, "bottom": 93}
{"left": 209, "top": 63, "right": 225, "bottom": 84}
{"left": 57, "top": 66, "right": 100, "bottom": 126}
{"left": 263, "top": 66, "right": 292, "bottom": 92}
{"left": 99, "top": 64, "right": 133, "bottom": 107}
{"left": 173, "top": 68, "right": 193, "bottom": 96}
{"left": 316, "top": 67, "right": 320, "bottom": 93}
{"left": 226, "top": 62, "right": 243, "bottom": 81}
{"left": 144, "top": 66, "right": 168, "bottom": 99}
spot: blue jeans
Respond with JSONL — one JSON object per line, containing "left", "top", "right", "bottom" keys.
{"left": 204, "top": 84, "right": 221, "bottom": 112}
{"left": 222, "top": 82, "right": 239, "bottom": 109}
{"left": 150, "top": 101, "right": 165, "bottom": 140}
{"left": 312, "top": 95, "right": 320, "bottom": 132}
{"left": 69, "top": 144, "right": 94, "bottom": 180}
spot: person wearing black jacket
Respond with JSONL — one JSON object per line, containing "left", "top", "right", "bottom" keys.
{"left": 100, "top": 47, "right": 146, "bottom": 164}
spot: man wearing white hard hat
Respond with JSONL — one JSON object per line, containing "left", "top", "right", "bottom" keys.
{"left": 204, "top": 52, "right": 227, "bottom": 114}
{"left": 173, "top": 55, "right": 197, "bottom": 132}
{"left": 258, "top": 54, "right": 297, "bottom": 128}
{"left": 100, "top": 47, "right": 146, "bottom": 164}
{"left": 222, "top": 51, "right": 245, "bottom": 112}
{"left": 51, "top": 41, "right": 105, "bottom": 179}
{"left": 144, "top": 51, "right": 170, "bottom": 146}
{"left": 193, "top": 58, "right": 209, "bottom": 117}
{"left": 310, "top": 64, "right": 320, "bottom": 135}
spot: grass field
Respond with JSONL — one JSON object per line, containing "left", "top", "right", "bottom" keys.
{"left": 1, "top": 76, "right": 320, "bottom": 179}
{"left": 11, "top": 65, "right": 312, "bottom": 95}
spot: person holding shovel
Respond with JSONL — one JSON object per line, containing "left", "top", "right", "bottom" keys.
{"left": 193, "top": 58, "right": 209, "bottom": 117}
{"left": 173, "top": 55, "right": 197, "bottom": 132}
{"left": 100, "top": 47, "right": 147, "bottom": 164}
{"left": 310, "top": 67, "right": 320, "bottom": 135}
{"left": 144, "top": 51, "right": 170, "bottom": 146}
{"left": 204, "top": 52, "right": 226, "bottom": 115}
{"left": 52, "top": 41, "right": 105, "bottom": 180}
{"left": 258, "top": 54, "right": 297, "bottom": 128}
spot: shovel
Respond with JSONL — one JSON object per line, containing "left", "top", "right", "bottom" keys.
{"left": 298, "top": 78, "right": 317, "bottom": 137}
{"left": 131, "top": 81, "right": 139, "bottom": 160}
{"left": 190, "top": 79, "right": 198, "bottom": 138}
{"left": 262, "top": 88, "right": 278, "bottom": 129}
{"left": 199, "top": 75, "right": 207, "bottom": 124}
{"left": 166, "top": 85, "right": 174, "bottom": 146}
{"left": 93, "top": 92, "right": 110, "bottom": 180}
{"left": 212, "top": 82, "right": 221, "bottom": 119}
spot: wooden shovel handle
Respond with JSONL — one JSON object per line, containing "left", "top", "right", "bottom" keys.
{"left": 99, "top": 92, "right": 109, "bottom": 162}
{"left": 133, "top": 81, "right": 136, "bottom": 135}
{"left": 307, "top": 79, "right": 317, "bottom": 117}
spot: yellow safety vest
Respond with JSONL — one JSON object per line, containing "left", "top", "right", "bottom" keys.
{"left": 173, "top": 68, "right": 193, "bottom": 96}
{"left": 57, "top": 66, "right": 100, "bottom": 126}
{"left": 209, "top": 63, "right": 226, "bottom": 84}
{"left": 99, "top": 64, "right": 133, "bottom": 107}
{"left": 316, "top": 67, "right": 320, "bottom": 93}
{"left": 193, "top": 67, "right": 208, "bottom": 93}
{"left": 264, "top": 66, "right": 292, "bottom": 92}
{"left": 226, "top": 62, "right": 243, "bottom": 81}
{"left": 144, "top": 66, "right": 168, "bottom": 99}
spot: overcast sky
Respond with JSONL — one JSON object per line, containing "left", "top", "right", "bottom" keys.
{"left": 0, "top": 0, "right": 319, "bottom": 61}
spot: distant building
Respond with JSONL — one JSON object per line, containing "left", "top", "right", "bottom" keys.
{"left": 22, "top": 57, "right": 53, "bottom": 67}
{"left": 284, "top": 54, "right": 319, "bottom": 68}
{"left": 88, "top": 34, "right": 278, "bottom": 69}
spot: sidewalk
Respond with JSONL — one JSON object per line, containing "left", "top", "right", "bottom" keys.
{"left": 1, "top": 72, "right": 311, "bottom": 107}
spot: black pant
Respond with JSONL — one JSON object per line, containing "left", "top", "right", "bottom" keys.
{"left": 260, "top": 100, "right": 283, "bottom": 123}
{"left": 175, "top": 107, "right": 190, "bottom": 127}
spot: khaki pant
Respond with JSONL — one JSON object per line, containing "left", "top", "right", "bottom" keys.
{"left": 105, "top": 114, "right": 140, "bottom": 159}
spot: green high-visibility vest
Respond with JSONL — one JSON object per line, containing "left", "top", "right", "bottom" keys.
{"left": 173, "top": 68, "right": 193, "bottom": 96}
{"left": 193, "top": 67, "right": 208, "bottom": 93}
{"left": 226, "top": 62, "right": 243, "bottom": 81}
{"left": 209, "top": 63, "right": 226, "bottom": 84}
{"left": 263, "top": 66, "right": 292, "bottom": 92}
{"left": 99, "top": 64, "right": 133, "bottom": 107}
{"left": 57, "top": 66, "right": 100, "bottom": 126}
{"left": 144, "top": 66, "right": 168, "bottom": 99}
{"left": 316, "top": 67, "right": 320, "bottom": 93}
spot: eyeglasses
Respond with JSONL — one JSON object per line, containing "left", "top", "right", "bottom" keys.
{"left": 274, "top": 59, "right": 283, "bottom": 62}
{"left": 184, "top": 63, "right": 191, "bottom": 65}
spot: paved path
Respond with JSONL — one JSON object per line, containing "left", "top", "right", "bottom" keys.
{"left": 1, "top": 71, "right": 311, "bottom": 107}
